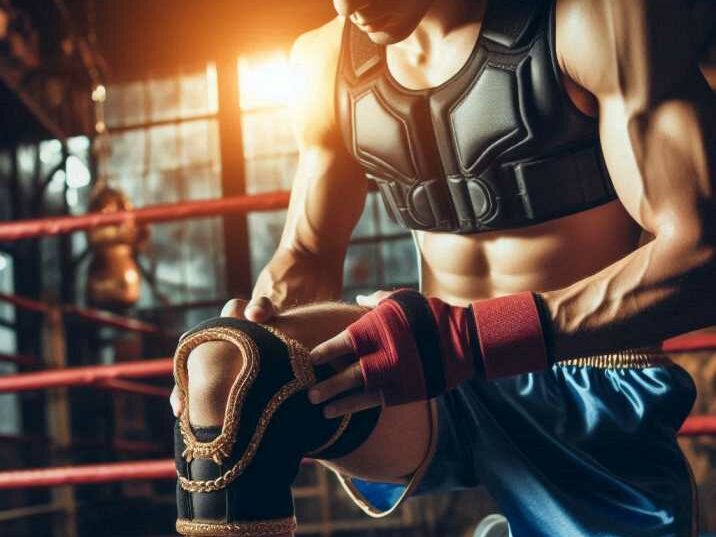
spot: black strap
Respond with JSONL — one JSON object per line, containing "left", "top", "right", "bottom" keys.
{"left": 481, "top": 0, "right": 544, "bottom": 49}
{"left": 348, "top": 22, "right": 383, "bottom": 78}
{"left": 389, "top": 289, "right": 447, "bottom": 398}
{"left": 313, "top": 405, "right": 381, "bottom": 460}
{"left": 509, "top": 144, "right": 615, "bottom": 222}
{"left": 466, "top": 305, "right": 485, "bottom": 379}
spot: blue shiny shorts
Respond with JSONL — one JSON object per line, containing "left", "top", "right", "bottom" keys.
{"left": 342, "top": 355, "right": 698, "bottom": 537}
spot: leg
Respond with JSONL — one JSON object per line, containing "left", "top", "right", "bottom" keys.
{"left": 269, "top": 302, "right": 432, "bottom": 481}
{"left": 419, "top": 357, "right": 697, "bottom": 537}
{"left": 176, "top": 302, "right": 432, "bottom": 536}
{"left": 186, "top": 302, "right": 431, "bottom": 480}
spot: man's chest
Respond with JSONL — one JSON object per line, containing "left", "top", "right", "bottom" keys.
{"left": 336, "top": 0, "right": 614, "bottom": 234}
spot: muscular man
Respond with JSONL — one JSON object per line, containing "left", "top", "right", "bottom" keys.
{"left": 172, "top": 0, "right": 715, "bottom": 535}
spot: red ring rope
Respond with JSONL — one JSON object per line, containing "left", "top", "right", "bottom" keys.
{"left": 0, "top": 415, "right": 713, "bottom": 489}
{"left": 0, "top": 191, "right": 290, "bottom": 242}
{"left": 0, "top": 358, "right": 172, "bottom": 393}
{"left": 0, "top": 292, "right": 158, "bottom": 334}
{"left": 662, "top": 333, "right": 716, "bottom": 353}
{"left": 0, "top": 352, "right": 39, "bottom": 367}
{"left": 0, "top": 330, "right": 714, "bottom": 394}
{"left": 96, "top": 378, "right": 171, "bottom": 398}
{"left": 0, "top": 460, "right": 175, "bottom": 489}
{"left": 678, "top": 415, "right": 716, "bottom": 437}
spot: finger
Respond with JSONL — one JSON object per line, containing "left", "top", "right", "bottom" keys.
{"left": 310, "top": 331, "right": 354, "bottom": 365}
{"left": 373, "top": 289, "right": 391, "bottom": 300}
{"left": 356, "top": 290, "right": 390, "bottom": 308}
{"left": 355, "top": 294, "right": 375, "bottom": 308}
{"left": 324, "top": 390, "right": 383, "bottom": 419}
{"left": 244, "top": 296, "right": 276, "bottom": 323}
{"left": 220, "top": 298, "right": 248, "bottom": 319}
{"left": 170, "top": 385, "right": 183, "bottom": 417}
{"left": 308, "top": 362, "right": 364, "bottom": 404}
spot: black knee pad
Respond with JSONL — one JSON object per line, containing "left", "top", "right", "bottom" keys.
{"left": 174, "top": 317, "right": 380, "bottom": 536}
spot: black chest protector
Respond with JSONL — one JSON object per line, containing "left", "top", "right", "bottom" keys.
{"left": 336, "top": 0, "right": 616, "bottom": 233}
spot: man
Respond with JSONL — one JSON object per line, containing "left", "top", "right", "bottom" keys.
{"left": 172, "top": 0, "right": 715, "bottom": 535}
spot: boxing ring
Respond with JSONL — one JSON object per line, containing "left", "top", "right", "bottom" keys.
{"left": 0, "top": 191, "right": 714, "bottom": 492}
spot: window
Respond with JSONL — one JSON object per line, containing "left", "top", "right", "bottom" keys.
{"left": 102, "top": 64, "right": 226, "bottom": 306}
{"left": 238, "top": 52, "right": 417, "bottom": 297}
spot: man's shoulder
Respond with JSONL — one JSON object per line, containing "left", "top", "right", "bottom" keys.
{"left": 554, "top": 0, "right": 614, "bottom": 95}
{"left": 291, "top": 17, "right": 344, "bottom": 79}
{"left": 556, "top": 0, "right": 697, "bottom": 100}
{"left": 289, "top": 17, "right": 346, "bottom": 147}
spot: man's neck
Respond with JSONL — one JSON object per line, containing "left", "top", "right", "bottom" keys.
{"left": 392, "top": 0, "right": 485, "bottom": 57}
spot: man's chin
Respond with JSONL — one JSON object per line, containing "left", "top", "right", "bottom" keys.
{"left": 364, "top": 26, "right": 414, "bottom": 46}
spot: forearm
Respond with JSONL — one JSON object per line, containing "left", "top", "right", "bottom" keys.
{"left": 252, "top": 244, "right": 345, "bottom": 310}
{"left": 331, "top": 236, "right": 715, "bottom": 406}
{"left": 542, "top": 233, "right": 716, "bottom": 359}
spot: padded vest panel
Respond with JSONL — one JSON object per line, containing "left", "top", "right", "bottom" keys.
{"left": 354, "top": 90, "right": 416, "bottom": 180}
{"left": 451, "top": 64, "right": 526, "bottom": 173}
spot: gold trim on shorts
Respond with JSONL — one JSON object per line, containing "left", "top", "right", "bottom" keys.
{"left": 328, "top": 397, "right": 440, "bottom": 519}
{"left": 176, "top": 517, "right": 297, "bottom": 536}
{"left": 560, "top": 347, "right": 672, "bottom": 369}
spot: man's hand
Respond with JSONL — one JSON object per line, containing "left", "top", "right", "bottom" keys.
{"left": 308, "top": 290, "right": 390, "bottom": 418}
{"left": 308, "top": 288, "right": 551, "bottom": 416}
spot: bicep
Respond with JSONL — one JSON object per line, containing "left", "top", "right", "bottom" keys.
{"left": 559, "top": 0, "right": 715, "bottom": 236}
{"left": 599, "top": 70, "right": 715, "bottom": 238}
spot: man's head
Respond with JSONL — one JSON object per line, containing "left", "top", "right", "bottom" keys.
{"left": 333, "top": 0, "right": 435, "bottom": 45}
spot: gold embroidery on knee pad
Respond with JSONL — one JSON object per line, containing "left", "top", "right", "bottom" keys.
{"left": 176, "top": 516, "right": 297, "bottom": 536}
{"left": 306, "top": 411, "right": 351, "bottom": 457}
{"left": 174, "top": 324, "right": 351, "bottom": 493}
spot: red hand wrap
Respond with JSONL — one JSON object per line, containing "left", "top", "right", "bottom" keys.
{"left": 345, "top": 290, "right": 550, "bottom": 406}
{"left": 471, "top": 292, "right": 549, "bottom": 379}
{"left": 347, "top": 299, "right": 428, "bottom": 405}
{"left": 428, "top": 298, "right": 475, "bottom": 391}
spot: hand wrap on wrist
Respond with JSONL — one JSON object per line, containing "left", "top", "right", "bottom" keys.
{"left": 174, "top": 317, "right": 380, "bottom": 537}
{"left": 346, "top": 289, "right": 550, "bottom": 406}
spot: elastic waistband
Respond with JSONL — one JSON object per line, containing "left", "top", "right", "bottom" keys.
{"left": 560, "top": 347, "right": 672, "bottom": 369}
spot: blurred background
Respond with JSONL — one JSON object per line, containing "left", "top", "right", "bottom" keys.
{"left": 0, "top": 1, "right": 714, "bottom": 535}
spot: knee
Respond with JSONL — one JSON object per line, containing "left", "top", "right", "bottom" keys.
{"left": 270, "top": 302, "right": 365, "bottom": 349}
{"left": 186, "top": 341, "right": 244, "bottom": 426}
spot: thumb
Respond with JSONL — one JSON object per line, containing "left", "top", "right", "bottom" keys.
{"left": 170, "top": 385, "right": 183, "bottom": 417}
{"left": 356, "top": 290, "right": 391, "bottom": 309}
{"left": 244, "top": 296, "right": 277, "bottom": 323}
{"left": 220, "top": 298, "right": 249, "bottom": 319}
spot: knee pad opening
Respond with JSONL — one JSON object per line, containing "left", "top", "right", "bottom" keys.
{"left": 175, "top": 326, "right": 261, "bottom": 465}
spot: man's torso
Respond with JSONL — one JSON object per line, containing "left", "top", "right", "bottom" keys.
{"left": 304, "top": 0, "right": 644, "bottom": 304}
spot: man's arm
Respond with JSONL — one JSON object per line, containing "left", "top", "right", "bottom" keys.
{"left": 306, "top": 0, "right": 716, "bottom": 414}
{"left": 226, "top": 19, "right": 368, "bottom": 321}
{"left": 543, "top": 0, "right": 716, "bottom": 358}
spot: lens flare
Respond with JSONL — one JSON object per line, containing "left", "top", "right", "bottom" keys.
{"left": 238, "top": 53, "right": 292, "bottom": 111}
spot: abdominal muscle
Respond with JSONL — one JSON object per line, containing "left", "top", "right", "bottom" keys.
{"left": 417, "top": 200, "right": 643, "bottom": 305}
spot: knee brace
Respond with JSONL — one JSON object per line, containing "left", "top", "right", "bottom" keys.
{"left": 174, "top": 317, "right": 381, "bottom": 536}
